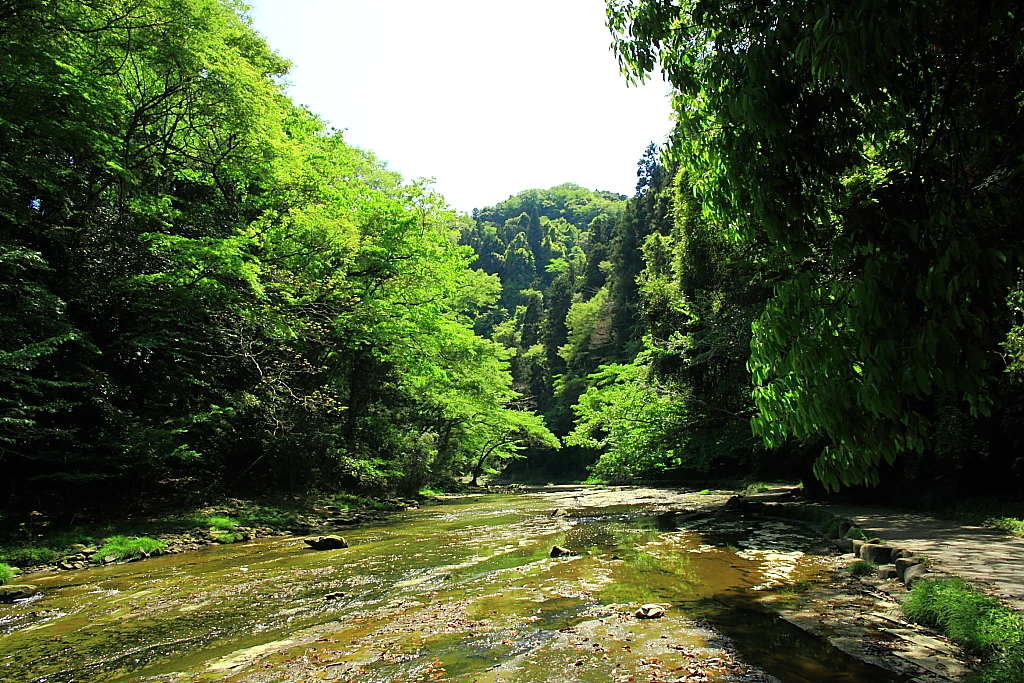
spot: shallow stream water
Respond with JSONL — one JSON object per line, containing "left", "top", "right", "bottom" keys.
{"left": 0, "top": 487, "right": 912, "bottom": 683}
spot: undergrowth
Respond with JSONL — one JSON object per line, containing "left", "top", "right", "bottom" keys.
{"left": 0, "top": 562, "right": 17, "bottom": 585}
{"left": 902, "top": 578, "right": 1024, "bottom": 683}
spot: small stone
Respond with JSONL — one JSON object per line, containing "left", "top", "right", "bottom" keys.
{"left": 324, "top": 591, "right": 346, "bottom": 600}
{"left": 877, "top": 564, "right": 898, "bottom": 580}
{"left": 635, "top": 604, "right": 666, "bottom": 619}
{"left": 895, "top": 556, "right": 923, "bottom": 581}
{"left": 304, "top": 535, "right": 348, "bottom": 550}
{"left": 859, "top": 543, "right": 892, "bottom": 564}
{"left": 903, "top": 563, "right": 931, "bottom": 587}
{"left": 834, "top": 537, "right": 854, "bottom": 553}
{"left": 103, "top": 555, "right": 117, "bottom": 564}
{"left": 549, "top": 545, "right": 571, "bottom": 558}
{"left": 57, "top": 561, "right": 75, "bottom": 571}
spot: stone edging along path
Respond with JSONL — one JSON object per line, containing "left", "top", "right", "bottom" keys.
{"left": 739, "top": 488, "right": 1024, "bottom": 611}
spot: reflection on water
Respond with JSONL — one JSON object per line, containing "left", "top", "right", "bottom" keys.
{"left": 0, "top": 488, "right": 912, "bottom": 683}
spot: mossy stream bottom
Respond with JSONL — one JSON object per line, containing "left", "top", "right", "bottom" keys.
{"left": 0, "top": 488, "right": 912, "bottom": 683}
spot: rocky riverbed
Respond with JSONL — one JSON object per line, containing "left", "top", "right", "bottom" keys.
{"left": 0, "top": 486, "right": 977, "bottom": 682}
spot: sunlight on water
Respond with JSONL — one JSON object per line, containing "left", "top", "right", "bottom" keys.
{"left": 0, "top": 488, "right": 912, "bottom": 683}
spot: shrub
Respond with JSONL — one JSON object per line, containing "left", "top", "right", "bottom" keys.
{"left": 93, "top": 536, "right": 165, "bottom": 562}
{"left": 903, "top": 578, "right": 1024, "bottom": 683}
{"left": 0, "top": 563, "right": 18, "bottom": 585}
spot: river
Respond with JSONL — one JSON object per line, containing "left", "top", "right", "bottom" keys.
{"left": 0, "top": 486, "right": 913, "bottom": 683}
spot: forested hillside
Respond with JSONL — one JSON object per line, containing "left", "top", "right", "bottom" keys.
{"left": 0, "top": 0, "right": 554, "bottom": 518}
{"left": 3, "top": 0, "right": 1024, "bottom": 524}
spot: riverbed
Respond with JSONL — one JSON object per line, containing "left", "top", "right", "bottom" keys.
{"left": 0, "top": 487, "right": 916, "bottom": 683}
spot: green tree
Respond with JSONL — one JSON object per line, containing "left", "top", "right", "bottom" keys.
{"left": 608, "top": 0, "right": 1024, "bottom": 489}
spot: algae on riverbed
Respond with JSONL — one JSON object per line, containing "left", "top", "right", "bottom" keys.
{"left": 0, "top": 487, "right": 917, "bottom": 683}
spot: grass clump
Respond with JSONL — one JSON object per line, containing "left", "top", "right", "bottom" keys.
{"left": 742, "top": 482, "right": 772, "bottom": 495}
{"left": 698, "top": 488, "right": 711, "bottom": 495}
{"left": 0, "top": 563, "right": 18, "bottom": 585}
{"left": 902, "top": 578, "right": 1024, "bottom": 683}
{"left": 203, "top": 515, "right": 238, "bottom": 531}
{"left": 93, "top": 535, "right": 165, "bottom": 562}
{"left": 848, "top": 559, "right": 876, "bottom": 576}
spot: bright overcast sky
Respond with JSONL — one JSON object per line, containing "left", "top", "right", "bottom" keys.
{"left": 246, "top": 0, "right": 674, "bottom": 213}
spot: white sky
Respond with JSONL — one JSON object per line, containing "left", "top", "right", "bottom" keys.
{"left": 246, "top": 0, "right": 673, "bottom": 213}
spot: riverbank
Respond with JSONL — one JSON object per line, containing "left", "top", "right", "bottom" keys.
{"left": 0, "top": 493, "right": 420, "bottom": 579}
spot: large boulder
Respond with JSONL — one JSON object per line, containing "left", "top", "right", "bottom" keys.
{"left": 877, "top": 564, "right": 898, "bottom": 580}
{"left": 0, "top": 585, "right": 38, "bottom": 602}
{"left": 859, "top": 543, "right": 892, "bottom": 564}
{"left": 304, "top": 535, "right": 349, "bottom": 550}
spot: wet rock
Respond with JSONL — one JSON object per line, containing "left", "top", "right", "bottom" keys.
{"left": 895, "top": 556, "right": 923, "bottom": 582}
{"left": 57, "top": 561, "right": 75, "bottom": 570}
{"left": 549, "top": 545, "right": 571, "bottom": 558}
{"left": 304, "top": 535, "right": 348, "bottom": 550}
{"left": 551, "top": 508, "right": 568, "bottom": 517}
{"left": 859, "top": 544, "right": 892, "bottom": 564}
{"left": 877, "top": 564, "right": 898, "bottom": 580}
{"left": 634, "top": 604, "right": 666, "bottom": 619}
{"left": 0, "top": 585, "right": 38, "bottom": 602}
{"left": 903, "top": 563, "right": 931, "bottom": 587}
{"left": 324, "top": 591, "right": 346, "bottom": 600}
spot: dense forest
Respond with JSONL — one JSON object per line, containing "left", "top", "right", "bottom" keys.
{"left": 2, "top": 0, "right": 1023, "bottom": 523}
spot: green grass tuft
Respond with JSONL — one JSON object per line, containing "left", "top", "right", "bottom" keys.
{"left": 204, "top": 515, "right": 238, "bottom": 531}
{"left": 848, "top": 559, "right": 876, "bottom": 576}
{"left": 902, "top": 578, "right": 1024, "bottom": 683}
{"left": 698, "top": 488, "right": 711, "bottom": 495}
{"left": 0, "top": 563, "right": 18, "bottom": 585}
{"left": 93, "top": 535, "right": 165, "bottom": 562}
